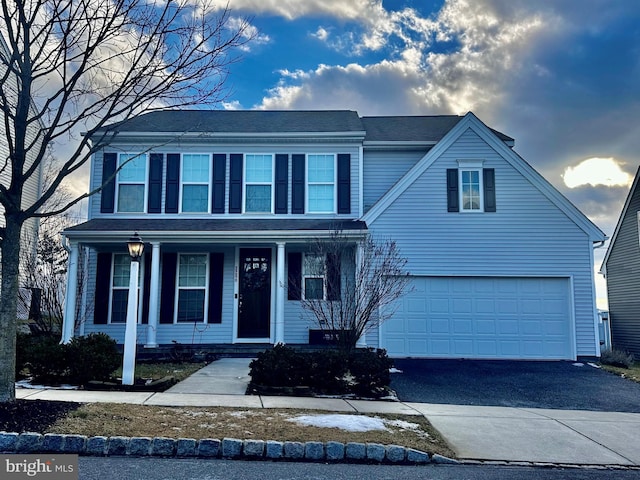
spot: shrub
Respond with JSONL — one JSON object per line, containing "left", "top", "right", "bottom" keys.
{"left": 249, "top": 346, "right": 392, "bottom": 397}
{"left": 348, "top": 348, "right": 393, "bottom": 396}
{"left": 66, "top": 333, "right": 121, "bottom": 385}
{"left": 27, "top": 335, "right": 68, "bottom": 383}
{"left": 249, "top": 344, "right": 310, "bottom": 387}
{"left": 15, "top": 332, "right": 33, "bottom": 378}
{"left": 600, "top": 348, "right": 635, "bottom": 369}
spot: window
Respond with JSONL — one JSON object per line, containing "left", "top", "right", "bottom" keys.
{"left": 460, "top": 169, "right": 482, "bottom": 211}
{"left": 245, "top": 154, "right": 273, "bottom": 213}
{"left": 181, "top": 154, "right": 210, "bottom": 213}
{"left": 307, "top": 154, "right": 335, "bottom": 213}
{"left": 117, "top": 154, "right": 146, "bottom": 212}
{"left": 110, "top": 254, "right": 131, "bottom": 323}
{"left": 303, "top": 254, "right": 325, "bottom": 300}
{"left": 176, "top": 254, "right": 208, "bottom": 322}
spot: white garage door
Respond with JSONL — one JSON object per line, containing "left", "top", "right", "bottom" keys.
{"left": 381, "top": 277, "right": 573, "bottom": 359}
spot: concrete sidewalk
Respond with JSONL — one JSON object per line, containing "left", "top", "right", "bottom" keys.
{"left": 15, "top": 359, "right": 640, "bottom": 466}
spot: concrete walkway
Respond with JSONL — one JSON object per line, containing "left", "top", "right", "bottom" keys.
{"left": 15, "top": 358, "right": 640, "bottom": 467}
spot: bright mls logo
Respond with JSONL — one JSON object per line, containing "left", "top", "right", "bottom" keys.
{"left": 1, "top": 455, "right": 78, "bottom": 479}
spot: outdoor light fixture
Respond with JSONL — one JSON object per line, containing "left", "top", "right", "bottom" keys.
{"left": 127, "top": 232, "right": 145, "bottom": 261}
{"left": 122, "top": 232, "right": 144, "bottom": 385}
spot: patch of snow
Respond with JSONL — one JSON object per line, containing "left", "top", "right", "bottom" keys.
{"left": 389, "top": 368, "right": 403, "bottom": 374}
{"left": 15, "top": 379, "right": 78, "bottom": 390}
{"left": 587, "top": 362, "right": 601, "bottom": 369}
{"left": 386, "top": 419, "right": 421, "bottom": 430}
{"left": 288, "top": 414, "right": 388, "bottom": 432}
{"left": 572, "top": 362, "right": 584, "bottom": 367}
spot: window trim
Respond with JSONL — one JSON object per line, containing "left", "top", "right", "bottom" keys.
{"left": 115, "top": 153, "right": 148, "bottom": 213}
{"left": 302, "top": 253, "right": 326, "bottom": 300}
{"left": 457, "top": 160, "right": 485, "bottom": 213}
{"left": 174, "top": 252, "right": 210, "bottom": 324}
{"left": 306, "top": 153, "right": 337, "bottom": 214}
{"left": 243, "top": 153, "right": 275, "bottom": 214}
{"left": 179, "top": 153, "right": 212, "bottom": 214}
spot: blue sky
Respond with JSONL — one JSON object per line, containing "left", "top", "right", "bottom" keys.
{"left": 203, "top": 0, "right": 640, "bottom": 308}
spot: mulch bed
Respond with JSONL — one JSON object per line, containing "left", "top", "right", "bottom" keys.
{"left": 0, "top": 400, "right": 81, "bottom": 433}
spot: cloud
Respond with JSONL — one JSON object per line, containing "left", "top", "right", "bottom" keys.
{"left": 563, "top": 158, "right": 633, "bottom": 189}
{"left": 227, "top": 17, "right": 271, "bottom": 51}
{"left": 221, "top": 0, "right": 385, "bottom": 22}
{"left": 311, "top": 27, "right": 330, "bottom": 42}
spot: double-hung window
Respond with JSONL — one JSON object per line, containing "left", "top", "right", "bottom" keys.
{"left": 307, "top": 154, "right": 335, "bottom": 213}
{"left": 460, "top": 169, "right": 482, "bottom": 211}
{"left": 110, "top": 254, "right": 131, "bottom": 323}
{"left": 176, "top": 254, "right": 208, "bottom": 322}
{"left": 303, "top": 254, "right": 325, "bottom": 300}
{"left": 117, "top": 154, "right": 146, "bottom": 212}
{"left": 245, "top": 154, "right": 273, "bottom": 213}
{"left": 181, "top": 154, "right": 210, "bottom": 213}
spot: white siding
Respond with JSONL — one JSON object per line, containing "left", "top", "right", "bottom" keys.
{"left": 362, "top": 150, "right": 427, "bottom": 213}
{"left": 370, "top": 128, "right": 598, "bottom": 357}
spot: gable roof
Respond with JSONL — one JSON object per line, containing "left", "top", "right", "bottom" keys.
{"left": 361, "top": 115, "right": 513, "bottom": 144}
{"left": 600, "top": 166, "right": 640, "bottom": 274}
{"left": 362, "top": 112, "right": 606, "bottom": 242}
{"left": 100, "top": 110, "right": 365, "bottom": 135}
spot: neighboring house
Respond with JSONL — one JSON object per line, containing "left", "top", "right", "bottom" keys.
{"left": 61, "top": 110, "right": 606, "bottom": 360}
{"left": 601, "top": 167, "right": 640, "bottom": 357}
{"left": 0, "top": 33, "right": 43, "bottom": 306}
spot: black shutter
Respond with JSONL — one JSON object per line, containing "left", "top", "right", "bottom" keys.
{"left": 159, "top": 252, "right": 177, "bottom": 324}
{"left": 326, "top": 253, "right": 341, "bottom": 301}
{"left": 447, "top": 169, "right": 459, "bottom": 212}
{"left": 483, "top": 168, "right": 496, "bottom": 212}
{"left": 275, "top": 154, "right": 289, "bottom": 214}
{"left": 94, "top": 253, "right": 112, "bottom": 324}
{"left": 212, "top": 154, "right": 226, "bottom": 213}
{"left": 165, "top": 154, "right": 180, "bottom": 213}
{"left": 141, "top": 252, "right": 152, "bottom": 324}
{"left": 229, "top": 154, "right": 243, "bottom": 213}
{"left": 287, "top": 252, "right": 302, "bottom": 300}
{"left": 337, "top": 153, "right": 351, "bottom": 214}
{"left": 148, "top": 153, "right": 163, "bottom": 213}
{"left": 100, "top": 153, "right": 116, "bottom": 213}
{"left": 208, "top": 253, "right": 224, "bottom": 324}
{"left": 291, "top": 154, "right": 305, "bottom": 214}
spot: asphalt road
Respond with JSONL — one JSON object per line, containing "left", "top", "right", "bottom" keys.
{"left": 77, "top": 457, "right": 640, "bottom": 480}
{"left": 390, "top": 359, "right": 640, "bottom": 412}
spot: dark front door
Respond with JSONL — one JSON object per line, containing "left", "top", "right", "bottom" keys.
{"left": 238, "top": 248, "right": 272, "bottom": 338}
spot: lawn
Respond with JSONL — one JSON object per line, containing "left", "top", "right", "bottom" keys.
{"left": 111, "top": 361, "right": 208, "bottom": 383}
{"left": 601, "top": 362, "right": 640, "bottom": 383}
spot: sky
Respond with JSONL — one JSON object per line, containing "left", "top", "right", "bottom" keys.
{"left": 189, "top": 0, "right": 640, "bottom": 309}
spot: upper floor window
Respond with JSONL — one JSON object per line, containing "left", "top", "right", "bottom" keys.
{"left": 181, "top": 154, "right": 210, "bottom": 213}
{"left": 447, "top": 162, "right": 496, "bottom": 213}
{"left": 307, "top": 154, "right": 335, "bottom": 213}
{"left": 245, "top": 154, "right": 273, "bottom": 213}
{"left": 176, "top": 253, "right": 208, "bottom": 322}
{"left": 460, "top": 169, "right": 482, "bottom": 211}
{"left": 117, "top": 154, "right": 146, "bottom": 212}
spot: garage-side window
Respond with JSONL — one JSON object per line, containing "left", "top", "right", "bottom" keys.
{"left": 447, "top": 162, "right": 495, "bottom": 213}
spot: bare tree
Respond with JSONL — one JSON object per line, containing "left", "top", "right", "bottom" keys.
{"left": 298, "top": 232, "right": 413, "bottom": 354}
{"left": 0, "top": 0, "right": 253, "bottom": 401}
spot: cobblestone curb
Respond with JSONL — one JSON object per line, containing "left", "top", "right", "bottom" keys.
{"left": 0, "top": 431, "right": 454, "bottom": 465}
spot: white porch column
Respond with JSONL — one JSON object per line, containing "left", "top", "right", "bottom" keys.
{"left": 275, "top": 242, "right": 286, "bottom": 344}
{"left": 61, "top": 241, "right": 79, "bottom": 344}
{"left": 122, "top": 257, "right": 140, "bottom": 385}
{"left": 145, "top": 242, "right": 161, "bottom": 348}
{"left": 355, "top": 241, "right": 367, "bottom": 348}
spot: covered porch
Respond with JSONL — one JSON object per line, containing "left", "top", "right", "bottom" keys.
{"left": 61, "top": 218, "right": 367, "bottom": 348}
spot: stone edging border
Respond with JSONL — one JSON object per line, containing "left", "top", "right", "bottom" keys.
{"left": 0, "top": 432, "right": 459, "bottom": 465}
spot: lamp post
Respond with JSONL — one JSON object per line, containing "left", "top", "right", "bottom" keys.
{"left": 122, "top": 233, "right": 144, "bottom": 385}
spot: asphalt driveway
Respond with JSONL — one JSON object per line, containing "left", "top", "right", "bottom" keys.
{"left": 390, "top": 359, "right": 640, "bottom": 412}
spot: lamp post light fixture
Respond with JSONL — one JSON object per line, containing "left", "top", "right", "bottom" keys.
{"left": 122, "top": 233, "right": 144, "bottom": 385}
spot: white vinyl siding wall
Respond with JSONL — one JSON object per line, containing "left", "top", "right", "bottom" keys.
{"left": 369, "top": 129, "right": 598, "bottom": 357}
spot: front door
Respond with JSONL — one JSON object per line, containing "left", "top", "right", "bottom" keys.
{"left": 238, "top": 248, "right": 272, "bottom": 338}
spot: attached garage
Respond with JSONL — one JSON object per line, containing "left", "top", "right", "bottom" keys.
{"left": 381, "top": 277, "right": 574, "bottom": 359}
